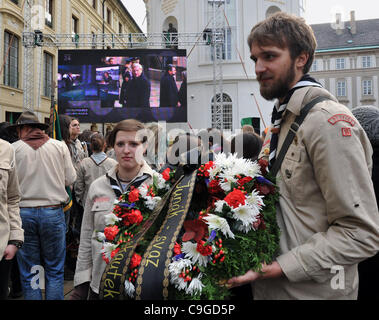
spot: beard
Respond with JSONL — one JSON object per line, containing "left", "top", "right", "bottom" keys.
{"left": 258, "top": 60, "right": 296, "bottom": 101}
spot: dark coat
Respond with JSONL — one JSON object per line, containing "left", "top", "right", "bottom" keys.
{"left": 126, "top": 74, "right": 151, "bottom": 108}
{"left": 159, "top": 73, "right": 178, "bottom": 108}
{"left": 119, "top": 68, "right": 132, "bottom": 105}
{"left": 352, "top": 105, "right": 379, "bottom": 300}
{"left": 178, "top": 78, "right": 187, "bottom": 107}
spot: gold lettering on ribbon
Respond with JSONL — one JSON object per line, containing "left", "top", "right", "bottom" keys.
{"left": 103, "top": 289, "right": 120, "bottom": 298}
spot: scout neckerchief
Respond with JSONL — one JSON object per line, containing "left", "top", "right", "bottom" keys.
{"left": 268, "top": 74, "right": 322, "bottom": 170}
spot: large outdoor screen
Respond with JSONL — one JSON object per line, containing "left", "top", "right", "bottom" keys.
{"left": 58, "top": 49, "right": 187, "bottom": 123}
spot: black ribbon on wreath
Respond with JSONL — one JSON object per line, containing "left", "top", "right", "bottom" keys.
{"left": 135, "top": 170, "right": 197, "bottom": 300}
{"left": 99, "top": 168, "right": 197, "bottom": 300}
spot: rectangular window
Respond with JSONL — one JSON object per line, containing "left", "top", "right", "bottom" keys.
{"left": 3, "top": 31, "right": 19, "bottom": 88}
{"left": 119, "top": 22, "right": 123, "bottom": 34}
{"left": 336, "top": 58, "right": 345, "bottom": 70}
{"left": 72, "top": 15, "right": 78, "bottom": 34}
{"left": 337, "top": 80, "right": 346, "bottom": 97}
{"left": 362, "top": 56, "right": 371, "bottom": 68}
{"left": 92, "top": 0, "right": 96, "bottom": 9}
{"left": 43, "top": 52, "right": 53, "bottom": 97}
{"left": 206, "top": 0, "right": 236, "bottom": 61}
{"left": 107, "top": 9, "right": 111, "bottom": 25}
{"left": 45, "top": 0, "right": 53, "bottom": 28}
{"left": 363, "top": 80, "right": 373, "bottom": 95}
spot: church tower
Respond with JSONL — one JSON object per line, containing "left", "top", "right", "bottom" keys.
{"left": 143, "top": 0, "right": 305, "bottom": 133}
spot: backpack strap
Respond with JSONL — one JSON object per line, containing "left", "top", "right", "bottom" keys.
{"left": 270, "top": 96, "right": 332, "bottom": 177}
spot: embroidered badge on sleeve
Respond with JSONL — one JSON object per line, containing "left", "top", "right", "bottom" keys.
{"left": 328, "top": 114, "right": 356, "bottom": 127}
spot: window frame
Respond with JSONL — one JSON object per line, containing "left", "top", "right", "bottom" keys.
{"left": 72, "top": 15, "right": 79, "bottom": 34}
{"left": 43, "top": 51, "right": 54, "bottom": 97}
{"left": 337, "top": 80, "right": 347, "bottom": 97}
{"left": 45, "top": 0, "right": 53, "bottom": 28}
{"left": 3, "top": 31, "right": 19, "bottom": 89}
{"left": 211, "top": 93, "right": 233, "bottom": 130}
{"left": 362, "top": 79, "right": 373, "bottom": 96}
{"left": 336, "top": 57, "right": 346, "bottom": 70}
{"left": 362, "top": 56, "right": 371, "bottom": 68}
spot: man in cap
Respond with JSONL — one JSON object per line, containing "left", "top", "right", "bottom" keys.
{"left": 227, "top": 12, "right": 379, "bottom": 299}
{"left": 8, "top": 111, "right": 76, "bottom": 300}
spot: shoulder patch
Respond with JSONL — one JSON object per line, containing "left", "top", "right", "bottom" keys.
{"left": 328, "top": 114, "right": 356, "bottom": 127}
{"left": 341, "top": 128, "right": 352, "bottom": 137}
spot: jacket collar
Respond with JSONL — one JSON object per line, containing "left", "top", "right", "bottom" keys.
{"left": 107, "top": 159, "right": 154, "bottom": 183}
{"left": 285, "top": 86, "right": 338, "bottom": 117}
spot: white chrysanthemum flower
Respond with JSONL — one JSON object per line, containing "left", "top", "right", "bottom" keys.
{"left": 214, "top": 200, "right": 227, "bottom": 213}
{"left": 153, "top": 172, "right": 167, "bottom": 190}
{"left": 97, "top": 232, "right": 106, "bottom": 242}
{"left": 144, "top": 195, "right": 162, "bottom": 210}
{"left": 208, "top": 166, "right": 221, "bottom": 180}
{"left": 101, "top": 242, "right": 117, "bottom": 261}
{"left": 124, "top": 280, "right": 135, "bottom": 298}
{"left": 232, "top": 204, "right": 258, "bottom": 227}
{"left": 219, "top": 178, "right": 236, "bottom": 192}
{"left": 185, "top": 275, "right": 204, "bottom": 295}
{"left": 234, "top": 221, "right": 254, "bottom": 233}
{"left": 170, "top": 274, "right": 188, "bottom": 291}
{"left": 246, "top": 189, "right": 265, "bottom": 213}
{"left": 138, "top": 184, "right": 149, "bottom": 198}
{"left": 104, "top": 213, "right": 122, "bottom": 226}
{"left": 182, "top": 242, "right": 210, "bottom": 267}
{"left": 203, "top": 214, "right": 235, "bottom": 239}
{"left": 168, "top": 258, "right": 193, "bottom": 276}
{"left": 246, "top": 161, "right": 262, "bottom": 179}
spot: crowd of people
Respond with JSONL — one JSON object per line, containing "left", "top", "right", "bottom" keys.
{"left": 0, "top": 12, "right": 378, "bottom": 301}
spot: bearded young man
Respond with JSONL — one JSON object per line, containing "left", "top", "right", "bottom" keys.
{"left": 227, "top": 12, "right": 379, "bottom": 299}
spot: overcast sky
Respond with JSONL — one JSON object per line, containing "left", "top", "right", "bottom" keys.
{"left": 122, "top": 0, "right": 379, "bottom": 32}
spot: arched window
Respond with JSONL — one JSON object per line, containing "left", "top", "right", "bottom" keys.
{"left": 266, "top": 6, "right": 281, "bottom": 18}
{"left": 211, "top": 93, "right": 233, "bottom": 130}
{"left": 162, "top": 17, "right": 178, "bottom": 49}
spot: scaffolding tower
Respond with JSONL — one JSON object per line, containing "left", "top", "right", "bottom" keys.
{"left": 23, "top": 0, "right": 34, "bottom": 111}
{"left": 22, "top": 1, "right": 227, "bottom": 127}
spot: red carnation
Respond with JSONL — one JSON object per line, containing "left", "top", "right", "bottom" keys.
{"left": 130, "top": 253, "right": 142, "bottom": 269}
{"left": 174, "top": 242, "right": 182, "bottom": 255}
{"left": 203, "top": 161, "right": 215, "bottom": 178}
{"left": 224, "top": 189, "right": 246, "bottom": 208}
{"left": 162, "top": 168, "right": 171, "bottom": 181}
{"left": 196, "top": 240, "right": 213, "bottom": 256}
{"left": 111, "top": 247, "right": 120, "bottom": 259}
{"left": 208, "top": 179, "right": 223, "bottom": 194}
{"left": 104, "top": 225, "right": 119, "bottom": 241}
{"left": 127, "top": 209, "right": 143, "bottom": 225}
{"left": 128, "top": 187, "right": 140, "bottom": 203}
{"left": 238, "top": 176, "right": 253, "bottom": 186}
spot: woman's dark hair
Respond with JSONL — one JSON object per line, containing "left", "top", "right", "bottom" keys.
{"left": 58, "top": 114, "right": 73, "bottom": 146}
{"left": 90, "top": 133, "right": 105, "bottom": 153}
{"left": 231, "top": 133, "right": 263, "bottom": 162}
{"left": 107, "top": 119, "right": 146, "bottom": 147}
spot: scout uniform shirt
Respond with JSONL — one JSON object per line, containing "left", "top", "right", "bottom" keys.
{"left": 74, "top": 160, "right": 154, "bottom": 294}
{"left": 255, "top": 86, "right": 379, "bottom": 299}
{"left": 0, "top": 139, "right": 23, "bottom": 261}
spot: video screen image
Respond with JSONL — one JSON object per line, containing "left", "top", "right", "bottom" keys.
{"left": 58, "top": 49, "right": 187, "bottom": 123}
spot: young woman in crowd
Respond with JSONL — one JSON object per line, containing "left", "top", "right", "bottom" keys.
{"left": 74, "top": 133, "right": 117, "bottom": 206}
{"left": 70, "top": 119, "right": 155, "bottom": 300}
